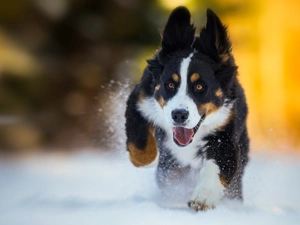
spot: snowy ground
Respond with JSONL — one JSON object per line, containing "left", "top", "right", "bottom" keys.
{"left": 0, "top": 150, "right": 300, "bottom": 225}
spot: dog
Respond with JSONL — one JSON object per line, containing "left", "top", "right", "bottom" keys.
{"left": 125, "top": 6, "right": 249, "bottom": 211}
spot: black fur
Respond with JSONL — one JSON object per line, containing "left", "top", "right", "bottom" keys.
{"left": 125, "top": 6, "right": 249, "bottom": 210}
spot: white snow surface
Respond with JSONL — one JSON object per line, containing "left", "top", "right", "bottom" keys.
{"left": 0, "top": 150, "right": 300, "bottom": 225}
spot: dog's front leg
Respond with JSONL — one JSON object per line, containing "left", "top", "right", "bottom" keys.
{"left": 188, "top": 141, "right": 238, "bottom": 211}
{"left": 125, "top": 85, "right": 158, "bottom": 167}
{"left": 187, "top": 159, "right": 225, "bottom": 211}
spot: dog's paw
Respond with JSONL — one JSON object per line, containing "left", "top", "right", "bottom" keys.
{"left": 187, "top": 199, "right": 215, "bottom": 211}
{"left": 187, "top": 187, "right": 221, "bottom": 211}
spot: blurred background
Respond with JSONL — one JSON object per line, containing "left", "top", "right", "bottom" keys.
{"left": 0, "top": 0, "right": 299, "bottom": 154}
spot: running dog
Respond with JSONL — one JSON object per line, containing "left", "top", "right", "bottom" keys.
{"left": 125, "top": 6, "right": 249, "bottom": 211}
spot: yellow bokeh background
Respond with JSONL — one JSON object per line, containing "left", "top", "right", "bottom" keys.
{"left": 0, "top": 0, "right": 299, "bottom": 153}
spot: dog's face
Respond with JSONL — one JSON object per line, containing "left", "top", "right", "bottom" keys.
{"left": 154, "top": 54, "right": 224, "bottom": 147}
{"left": 149, "top": 7, "right": 236, "bottom": 147}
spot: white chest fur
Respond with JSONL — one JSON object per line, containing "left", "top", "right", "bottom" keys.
{"left": 138, "top": 96, "right": 233, "bottom": 168}
{"left": 163, "top": 102, "right": 233, "bottom": 168}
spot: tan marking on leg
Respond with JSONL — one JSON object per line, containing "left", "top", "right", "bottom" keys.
{"left": 127, "top": 126, "right": 157, "bottom": 167}
{"left": 219, "top": 176, "right": 228, "bottom": 187}
{"left": 215, "top": 88, "right": 223, "bottom": 97}
{"left": 172, "top": 74, "right": 180, "bottom": 83}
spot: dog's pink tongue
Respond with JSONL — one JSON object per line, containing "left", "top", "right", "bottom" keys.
{"left": 173, "top": 127, "right": 194, "bottom": 146}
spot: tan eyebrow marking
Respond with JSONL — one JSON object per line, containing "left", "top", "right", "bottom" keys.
{"left": 190, "top": 73, "right": 200, "bottom": 83}
{"left": 172, "top": 74, "right": 180, "bottom": 82}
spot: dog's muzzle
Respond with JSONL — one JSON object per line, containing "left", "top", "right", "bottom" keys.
{"left": 172, "top": 113, "right": 206, "bottom": 147}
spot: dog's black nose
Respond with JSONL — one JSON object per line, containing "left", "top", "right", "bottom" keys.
{"left": 172, "top": 109, "right": 189, "bottom": 124}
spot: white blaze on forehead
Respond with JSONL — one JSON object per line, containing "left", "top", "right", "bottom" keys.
{"left": 178, "top": 53, "right": 194, "bottom": 96}
{"left": 163, "top": 52, "right": 201, "bottom": 128}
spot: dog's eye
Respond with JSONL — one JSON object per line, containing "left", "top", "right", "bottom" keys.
{"left": 167, "top": 82, "right": 175, "bottom": 90}
{"left": 195, "top": 84, "right": 203, "bottom": 92}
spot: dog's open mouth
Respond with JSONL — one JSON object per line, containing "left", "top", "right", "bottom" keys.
{"left": 172, "top": 114, "right": 205, "bottom": 147}
{"left": 172, "top": 126, "right": 196, "bottom": 147}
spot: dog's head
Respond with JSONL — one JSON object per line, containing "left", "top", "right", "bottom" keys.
{"left": 148, "top": 7, "right": 237, "bottom": 147}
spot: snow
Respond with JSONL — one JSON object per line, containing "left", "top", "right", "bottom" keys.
{"left": 0, "top": 150, "right": 300, "bottom": 225}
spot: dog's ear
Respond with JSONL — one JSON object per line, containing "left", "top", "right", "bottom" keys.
{"left": 194, "top": 9, "right": 232, "bottom": 65}
{"left": 159, "top": 6, "right": 195, "bottom": 59}
{"left": 194, "top": 9, "right": 237, "bottom": 90}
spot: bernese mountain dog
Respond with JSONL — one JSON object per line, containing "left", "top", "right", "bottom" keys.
{"left": 125, "top": 6, "right": 249, "bottom": 211}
